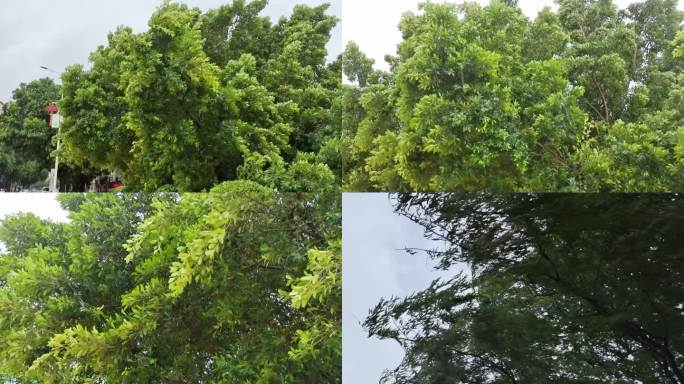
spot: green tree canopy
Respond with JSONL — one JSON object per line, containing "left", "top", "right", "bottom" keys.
{"left": 59, "top": 0, "right": 340, "bottom": 192}
{"left": 0, "top": 183, "right": 341, "bottom": 383}
{"left": 365, "top": 193, "right": 684, "bottom": 383}
{"left": 344, "top": 0, "right": 684, "bottom": 192}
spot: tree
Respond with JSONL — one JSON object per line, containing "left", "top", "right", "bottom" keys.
{"left": 0, "top": 182, "right": 341, "bottom": 383}
{"left": 0, "top": 79, "right": 60, "bottom": 190}
{"left": 342, "top": 42, "right": 376, "bottom": 88}
{"left": 345, "top": 1, "right": 587, "bottom": 191}
{"left": 59, "top": 1, "right": 340, "bottom": 192}
{"left": 262, "top": 3, "right": 340, "bottom": 155}
{"left": 365, "top": 193, "right": 684, "bottom": 383}
{"left": 59, "top": 27, "right": 135, "bottom": 177}
{"left": 557, "top": 0, "right": 637, "bottom": 123}
{"left": 343, "top": 0, "right": 684, "bottom": 192}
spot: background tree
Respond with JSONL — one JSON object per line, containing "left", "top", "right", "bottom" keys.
{"left": 0, "top": 79, "right": 60, "bottom": 190}
{"left": 365, "top": 193, "right": 684, "bottom": 383}
{"left": 0, "top": 182, "right": 341, "bottom": 383}
{"left": 59, "top": 27, "right": 135, "bottom": 177}
{"left": 342, "top": 42, "right": 375, "bottom": 88}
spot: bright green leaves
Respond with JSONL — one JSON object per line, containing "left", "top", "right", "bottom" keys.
{"left": 675, "top": 31, "right": 684, "bottom": 58}
{"left": 0, "top": 184, "right": 341, "bottom": 383}
{"left": 286, "top": 245, "right": 340, "bottom": 310}
{"left": 167, "top": 197, "right": 241, "bottom": 298}
{"left": 58, "top": 1, "right": 340, "bottom": 192}
{"left": 344, "top": 0, "right": 684, "bottom": 192}
{"left": 168, "top": 221, "right": 227, "bottom": 297}
{"left": 283, "top": 241, "right": 341, "bottom": 378}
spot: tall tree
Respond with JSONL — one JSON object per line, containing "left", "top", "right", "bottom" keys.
{"left": 59, "top": 1, "right": 340, "bottom": 192}
{"left": 343, "top": 0, "right": 684, "bottom": 192}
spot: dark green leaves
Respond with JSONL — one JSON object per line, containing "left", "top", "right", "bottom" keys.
{"left": 366, "top": 193, "right": 684, "bottom": 383}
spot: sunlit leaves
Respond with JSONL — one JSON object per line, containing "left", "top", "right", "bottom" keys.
{"left": 0, "top": 184, "right": 341, "bottom": 382}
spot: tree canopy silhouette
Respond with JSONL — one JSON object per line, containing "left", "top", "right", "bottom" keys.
{"left": 365, "top": 193, "right": 684, "bottom": 383}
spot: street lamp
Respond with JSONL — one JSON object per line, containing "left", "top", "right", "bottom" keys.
{"left": 40, "top": 66, "right": 62, "bottom": 193}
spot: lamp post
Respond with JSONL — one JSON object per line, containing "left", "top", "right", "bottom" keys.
{"left": 40, "top": 66, "right": 62, "bottom": 193}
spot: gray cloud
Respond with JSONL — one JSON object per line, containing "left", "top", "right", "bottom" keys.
{"left": 343, "top": 193, "right": 461, "bottom": 383}
{"left": 0, "top": 0, "right": 341, "bottom": 101}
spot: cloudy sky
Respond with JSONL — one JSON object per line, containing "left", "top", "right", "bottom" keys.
{"left": 0, "top": 194, "right": 68, "bottom": 222}
{"left": 343, "top": 193, "right": 464, "bottom": 383}
{"left": 0, "top": 0, "right": 341, "bottom": 101}
{"left": 343, "top": 0, "right": 684, "bottom": 71}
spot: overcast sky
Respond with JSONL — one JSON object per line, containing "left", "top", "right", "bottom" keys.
{"left": 0, "top": 193, "right": 68, "bottom": 222}
{"left": 0, "top": 0, "right": 341, "bottom": 101}
{"left": 343, "top": 193, "right": 464, "bottom": 383}
{"left": 343, "top": 0, "right": 684, "bottom": 71}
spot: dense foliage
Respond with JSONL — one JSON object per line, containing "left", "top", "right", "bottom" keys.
{"left": 365, "top": 193, "right": 684, "bottom": 383}
{"left": 57, "top": 0, "right": 340, "bottom": 192}
{"left": 0, "top": 80, "right": 58, "bottom": 191}
{"left": 343, "top": 0, "right": 684, "bottom": 191}
{"left": 0, "top": 183, "right": 341, "bottom": 383}
{"left": 0, "top": 79, "right": 94, "bottom": 192}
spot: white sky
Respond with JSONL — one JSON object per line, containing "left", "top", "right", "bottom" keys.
{"left": 0, "top": 193, "right": 68, "bottom": 222}
{"left": 0, "top": 0, "right": 342, "bottom": 101}
{"left": 343, "top": 193, "right": 463, "bottom": 383}
{"left": 343, "top": 0, "right": 684, "bottom": 71}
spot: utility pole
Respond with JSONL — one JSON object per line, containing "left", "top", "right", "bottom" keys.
{"left": 41, "top": 66, "right": 62, "bottom": 193}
